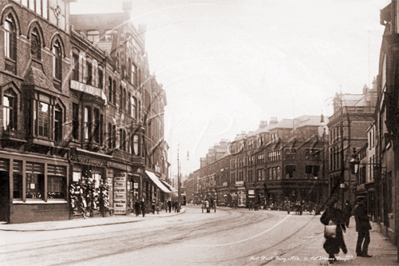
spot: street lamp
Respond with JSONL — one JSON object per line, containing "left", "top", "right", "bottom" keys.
{"left": 349, "top": 148, "right": 360, "bottom": 202}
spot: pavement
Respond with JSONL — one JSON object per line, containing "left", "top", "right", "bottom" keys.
{"left": 0, "top": 208, "right": 186, "bottom": 232}
{"left": 263, "top": 213, "right": 398, "bottom": 266}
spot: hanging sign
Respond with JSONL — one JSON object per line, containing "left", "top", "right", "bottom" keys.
{"left": 114, "top": 172, "right": 127, "bottom": 214}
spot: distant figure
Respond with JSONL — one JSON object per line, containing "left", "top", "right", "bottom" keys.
{"left": 134, "top": 198, "right": 140, "bottom": 216}
{"left": 205, "top": 200, "right": 210, "bottom": 213}
{"left": 343, "top": 200, "right": 352, "bottom": 227}
{"left": 140, "top": 197, "right": 146, "bottom": 217}
{"left": 213, "top": 199, "right": 217, "bottom": 213}
{"left": 354, "top": 196, "right": 372, "bottom": 258}
{"left": 151, "top": 198, "right": 156, "bottom": 214}
{"left": 167, "top": 197, "right": 172, "bottom": 213}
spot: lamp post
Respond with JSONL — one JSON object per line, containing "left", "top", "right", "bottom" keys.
{"left": 349, "top": 148, "right": 360, "bottom": 200}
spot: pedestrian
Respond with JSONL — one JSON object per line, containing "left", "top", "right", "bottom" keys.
{"left": 353, "top": 196, "right": 372, "bottom": 258}
{"left": 213, "top": 198, "right": 217, "bottom": 213}
{"left": 140, "top": 197, "right": 146, "bottom": 217}
{"left": 151, "top": 198, "right": 156, "bottom": 214}
{"left": 156, "top": 200, "right": 162, "bottom": 214}
{"left": 320, "top": 198, "right": 347, "bottom": 263}
{"left": 343, "top": 200, "right": 352, "bottom": 227}
{"left": 167, "top": 197, "right": 172, "bottom": 213}
{"left": 134, "top": 198, "right": 140, "bottom": 216}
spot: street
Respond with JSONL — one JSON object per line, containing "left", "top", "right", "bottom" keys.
{"left": 0, "top": 206, "right": 333, "bottom": 266}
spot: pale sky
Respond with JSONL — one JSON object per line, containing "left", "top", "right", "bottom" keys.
{"left": 71, "top": 0, "right": 390, "bottom": 178}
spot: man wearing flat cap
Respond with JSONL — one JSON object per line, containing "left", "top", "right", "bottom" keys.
{"left": 353, "top": 196, "right": 372, "bottom": 257}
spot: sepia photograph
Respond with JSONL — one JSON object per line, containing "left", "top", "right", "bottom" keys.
{"left": 0, "top": 0, "right": 398, "bottom": 265}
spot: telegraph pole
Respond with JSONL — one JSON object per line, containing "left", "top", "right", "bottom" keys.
{"left": 177, "top": 144, "right": 181, "bottom": 212}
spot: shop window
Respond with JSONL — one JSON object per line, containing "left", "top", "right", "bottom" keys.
{"left": 31, "top": 28, "right": 41, "bottom": 60}
{"left": 4, "top": 14, "right": 17, "bottom": 73}
{"left": 47, "top": 165, "right": 66, "bottom": 199}
{"left": 3, "top": 88, "right": 17, "bottom": 131}
{"left": 13, "top": 160, "right": 22, "bottom": 199}
{"left": 26, "top": 162, "right": 44, "bottom": 199}
{"left": 52, "top": 40, "right": 62, "bottom": 81}
{"left": 72, "top": 50, "right": 79, "bottom": 81}
{"left": 72, "top": 103, "right": 79, "bottom": 140}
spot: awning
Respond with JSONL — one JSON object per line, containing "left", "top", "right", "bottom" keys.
{"left": 161, "top": 180, "right": 178, "bottom": 193}
{"left": 145, "top": 171, "right": 171, "bottom": 193}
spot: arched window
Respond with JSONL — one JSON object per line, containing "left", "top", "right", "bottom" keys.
{"left": 4, "top": 14, "right": 16, "bottom": 60}
{"left": 133, "top": 134, "right": 139, "bottom": 155}
{"left": 52, "top": 40, "right": 62, "bottom": 80}
{"left": 120, "top": 85, "right": 123, "bottom": 109}
{"left": 31, "top": 28, "right": 41, "bottom": 60}
{"left": 3, "top": 88, "right": 17, "bottom": 131}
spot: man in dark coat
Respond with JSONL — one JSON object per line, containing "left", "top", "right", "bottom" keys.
{"left": 353, "top": 196, "right": 372, "bottom": 257}
{"left": 343, "top": 200, "right": 352, "bottom": 227}
{"left": 140, "top": 197, "right": 146, "bottom": 217}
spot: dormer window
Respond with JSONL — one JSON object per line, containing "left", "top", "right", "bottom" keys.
{"left": 87, "top": 30, "right": 99, "bottom": 43}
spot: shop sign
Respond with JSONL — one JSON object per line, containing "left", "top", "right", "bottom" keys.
{"left": 134, "top": 183, "right": 138, "bottom": 189}
{"left": 114, "top": 172, "right": 127, "bottom": 214}
{"left": 107, "top": 161, "right": 131, "bottom": 171}
{"left": 248, "top": 190, "right": 255, "bottom": 194}
{"left": 71, "top": 154, "right": 106, "bottom": 168}
{"left": 70, "top": 80, "right": 102, "bottom": 98}
{"left": 236, "top": 181, "right": 244, "bottom": 186}
{"left": 223, "top": 182, "right": 228, "bottom": 186}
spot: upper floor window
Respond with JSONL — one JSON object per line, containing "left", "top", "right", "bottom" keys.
{"left": 86, "top": 59, "right": 92, "bottom": 85}
{"left": 4, "top": 14, "right": 16, "bottom": 71}
{"left": 113, "top": 80, "right": 116, "bottom": 104}
{"left": 3, "top": 88, "right": 17, "bottom": 131}
{"left": 17, "top": 0, "right": 48, "bottom": 19}
{"left": 31, "top": 28, "right": 41, "bottom": 60}
{"left": 52, "top": 40, "right": 62, "bottom": 80}
{"left": 131, "top": 63, "right": 137, "bottom": 87}
{"left": 108, "top": 77, "right": 113, "bottom": 103}
{"left": 54, "top": 105, "right": 62, "bottom": 142}
{"left": 72, "top": 103, "right": 79, "bottom": 140}
{"left": 83, "top": 107, "right": 91, "bottom": 141}
{"left": 131, "top": 96, "right": 137, "bottom": 118}
{"left": 87, "top": 30, "right": 99, "bottom": 43}
{"left": 93, "top": 108, "right": 100, "bottom": 144}
{"left": 98, "top": 68, "right": 103, "bottom": 89}
{"left": 72, "top": 50, "right": 79, "bottom": 81}
{"left": 119, "top": 86, "right": 123, "bottom": 109}
{"left": 33, "top": 93, "right": 63, "bottom": 140}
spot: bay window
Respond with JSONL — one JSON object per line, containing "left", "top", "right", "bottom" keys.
{"left": 32, "top": 93, "right": 64, "bottom": 141}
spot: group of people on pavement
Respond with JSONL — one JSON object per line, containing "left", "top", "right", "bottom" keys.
{"left": 320, "top": 195, "right": 372, "bottom": 264}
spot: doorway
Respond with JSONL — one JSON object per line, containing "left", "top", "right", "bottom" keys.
{"left": 0, "top": 171, "right": 10, "bottom": 222}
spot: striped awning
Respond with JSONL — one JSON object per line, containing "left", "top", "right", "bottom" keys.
{"left": 145, "top": 170, "right": 171, "bottom": 193}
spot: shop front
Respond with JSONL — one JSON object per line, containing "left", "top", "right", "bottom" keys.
{"left": 0, "top": 151, "right": 70, "bottom": 223}
{"left": 70, "top": 149, "right": 110, "bottom": 218}
{"left": 145, "top": 170, "right": 171, "bottom": 211}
